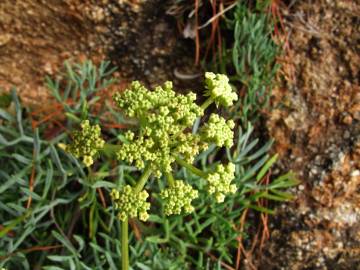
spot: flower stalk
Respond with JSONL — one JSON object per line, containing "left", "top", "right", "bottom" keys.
{"left": 102, "top": 143, "right": 122, "bottom": 156}
{"left": 174, "top": 156, "right": 208, "bottom": 178}
{"left": 134, "top": 165, "right": 152, "bottom": 193}
{"left": 121, "top": 219, "right": 129, "bottom": 270}
{"left": 165, "top": 171, "right": 175, "bottom": 186}
{"left": 64, "top": 72, "right": 239, "bottom": 269}
{"left": 200, "top": 97, "right": 213, "bottom": 111}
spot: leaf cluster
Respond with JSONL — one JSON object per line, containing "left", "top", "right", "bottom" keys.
{"left": 211, "top": 2, "right": 280, "bottom": 126}
{"left": 0, "top": 61, "right": 296, "bottom": 269}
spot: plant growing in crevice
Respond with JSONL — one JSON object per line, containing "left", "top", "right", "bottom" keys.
{"left": 64, "top": 72, "right": 240, "bottom": 269}
{"left": 0, "top": 61, "right": 297, "bottom": 269}
{"left": 211, "top": 3, "right": 280, "bottom": 126}
{"left": 169, "top": 1, "right": 281, "bottom": 126}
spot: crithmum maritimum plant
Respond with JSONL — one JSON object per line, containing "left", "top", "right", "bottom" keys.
{"left": 64, "top": 72, "right": 238, "bottom": 270}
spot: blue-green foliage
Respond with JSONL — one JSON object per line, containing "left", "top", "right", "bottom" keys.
{"left": 212, "top": 2, "right": 280, "bottom": 126}
{"left": 0, "top": 61, "right": 296, "bottom": 269}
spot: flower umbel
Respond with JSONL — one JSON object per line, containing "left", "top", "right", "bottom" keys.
{"left": 175, "top": 133, "right": 208, "bottom": 164}
{"left": 114, "top": 81, "right": 204, "bottom": 177}
{"left": 160, "top": 180, "right": 198, "bottom": 216}
{"left": 207, "top": 163, "right": 237, "bottom": 203}
{"left": 111, "top": 185, "right": 150, "bottom": 221}
{"left": 66, "top": 120, "right": 104, "bottom": 167}
{"left": 204, "top": 72, "right": 238, "bottom": 107}
{"left": 200, "top": 113, "right": 235, "bottom": 148}
{"left": 60, "top": 69, "right": 244, "bottom": 270}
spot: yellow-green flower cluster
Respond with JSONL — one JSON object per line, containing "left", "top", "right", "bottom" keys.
{"left": 113, "top": 81, "right": 202, "bottom": 128}
{"left": 113, "top": 81, "right": 204, "bottom": 177}
{"left": 200, "top": 114, "right": 235, "bottom": 148}
{"left": 110, "top": 185, "right": 150, "bottom": 221}
{"left": 116, "top": 130, "right": 158, "bottom": 170}
{"left": 175, "top": 133, "right": 208, "bottom": 163}
{"left": 204, "top": 72, "right": 238, "bottom": 107}
{"left": 207, "top": 163, "right": 237, "bottom": 203}
{"left": 160, "top": 180, "right": 198, "bottom": 215}
{"left": 66, "top": 120, "right": 104, "bottom": 167}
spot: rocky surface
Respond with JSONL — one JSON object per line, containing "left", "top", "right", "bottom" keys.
{"left": 261, "top": 1, "right": 360, "bottom": 269}
{"left": 95, "top": 0, "right": 199, "bottom": 88}
{"left": 1, "top": 0, "right": 359, "bottom": 268}
{"left": 0, "top": 0, "right": 106, "bottom": 104}
{"left": 0, "top": 0, "right": 199, "bottom": 105}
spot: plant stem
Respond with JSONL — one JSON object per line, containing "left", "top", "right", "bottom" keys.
{"left": 174, "top": 156, "right": 207, "bottom": 178}
{"left": 102, "top": 143, "right": 122, "bottom": 156}
{"left": 134, "top": 164, "right": 152, "bottom": 193}
{"left": 65, "top": 112, "right": 81, "bottom": 123}
{"left": 201, "top": 97, "right": 213, "bottom": 111}
{"left": 165, "top": 172, "right": 175, "bottom": 186}
{"left": 89, "top": 201, "right": 95, "bottom": 239}
{"left": 121, "top": 219, "right": 129, "bottom": 270}
{"left": 119, "top": 165, "right": 152, "bottom": 270}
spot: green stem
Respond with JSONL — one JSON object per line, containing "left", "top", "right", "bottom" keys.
{"left": 134, "top": 164, "right": 152, "bottom": 193}
{"left": 102, "top": 143, "right": 122, "bottom": 156}
{"left": 165, "top": 172, "right": 175, "bottom": 186}
{"left": 121, "top": 220, "right": 129, "bottom": 270}
{"left": 201, "top": 97, "right": 214, "bottom": 111}
{"left": 118, "top": 166, "right": 151, "bottom": 270}
{"left": 65, "top": 112, "right": 81, "bottom": 123}
{"left": 87, "top": 166, "right": 94, "bottom": 183}
{"left": 174, "top": 156, "right": 207, "bottom": 178}
{"left": 98, "top": 216, "right": 110, "bottom": 233}
{"left": 89, "top": 202, "right": 95, "bottom": 239}
{"left": 120, "top": 166, "right": 152, "bottom": 269}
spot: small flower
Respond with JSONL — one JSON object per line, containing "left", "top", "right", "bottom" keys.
{"left": 113, "top": 81, "right": 203, "bottom": 177}
{"left": 200, "top": 114, "right": 235, "bottom": 148}
{"left": 160, "top": 180, "right": 198, "bottom": 216}
{"left": 175, "top": 133, "right": 208, "bottom": 163}
{"left": 204, "top": 72, "right": 238, "bottom": 107}
{"left": 66, "top": 120, "right": 105, "bottom": 167}
{"left": 111, "top": 185, "right": 150, "bottom": 221}
{"left": 83, "top": 155, "right": 94, "bottom": 167}
{"left": 57, "top": 143, "right": 67, "bottom": 151}
{"left": 206, "top": 163, "right": 237, "bottom": 203}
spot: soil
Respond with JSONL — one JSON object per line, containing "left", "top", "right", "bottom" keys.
{"left": 0, "top": 0, "right": 199, "bottom": 105}
{"left": 103, "top": 0, "right": 200, "bottom": 89}
{"left": 0, "top": 0, "right": 359, "bottom": 269}
{"left": 0, "top": 0, "right": 104, "bottom": 104}
{"left": 259, "top": 1, "right": 360, "bottom": 269}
